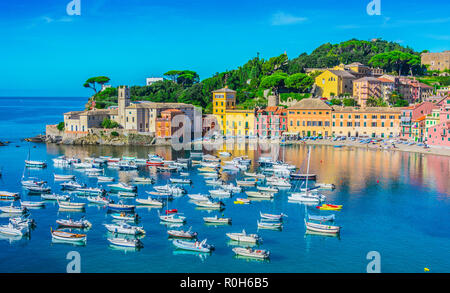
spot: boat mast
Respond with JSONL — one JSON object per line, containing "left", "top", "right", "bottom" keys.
{"left": 305, "top": 146, "right": 311, "bottom": 196}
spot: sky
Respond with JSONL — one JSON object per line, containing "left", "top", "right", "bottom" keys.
{"left": 0, "top": 0, "right": 449, "bottom": 97}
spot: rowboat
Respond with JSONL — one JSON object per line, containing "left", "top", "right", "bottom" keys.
{"left": 246, "top": 191, "right": 274, "bottom": 199}
{"left": 159, "top": 212, "right": 186, "bottom": 224}
{"left": 97, "top": 176, "right": 115, "bottom": 182}
{"left": 108, "top": 182, "right": 137, "bottom": 193}
{"left": 41, "top": 193, "right": 70, "bottom": 201}
{"left": 316, "top": 204, "right": 342, "bottom": 211}
{"left": 203, "top": 215, "right": 231, "bottom": 224}
{"left": 87, "top": 195, "right": 111, "bottom": 205}
{"left": 132, "top": 177, "right": 154, "bottom": 184}
{"left": 167, "top": 227, "right": 197, "bottom": 239}
{"left": 304, "top": 219, "right": 340, "bottom": 234}
{"left": 236, "top": 178, "right": 257, "bottom": 187}
{"left": 234, "top": 198, "right": 251, "bottom": 204}
{"left": 172, "top": 239, "right": 214, "bottom": 253}
{"left": 0, "top": 204, "right": 27, "bottom": 214}
{"left": 57, "top": 200, "right": 86, "bottom": 210}
{"left": 226, "top": 230, "right": 260, "bottom": 243}
{"left": 307, "top": 214, "right": 335, "bottom": 222}
{"left": 188, "top": 194, "right": 210, "bottom": 201}
{"left": 232, "top": 247, "right": 269, "bottom": 259}
{"left": 256, "top": 186, "right": 278, "bottom": 193}
{"left": 25, "top": 185, "right": 51, "bottom": 194}
{"left": 169, "top": 178, "right": 192, "bottom": 184}
{"left": 208, "top": 189, "right": 231, "bottom": 197}
{"left": 257, "top": 220, "right": 282, "bottom": 230}
{"left": 146, "top": 159, "right": 165, "bottom": 166}
{"left": 56, "top": 217, "right": 92, "bottom": 228}
{"left": 104, "top": 222, "right": 145, "bottom": 235}
{"left": 0, "top": 191, "right": 20, "bottom": 200}
{"left": 108, "top": 237, "right": 143, "bottom": 248}
{"left": 111, "top": 213, "right": 139, "bottom": 222}
{"left": 107, "top": 202, "right": 135, "bottom": 212}
{"left": 136, "top": 197, "right": 164, "bottom": 207}
{"left": 193, "top": 200, "right": 224, "bottom": 209}
{"left": 54, "top": 174, "right": 75, "bottom": 181}
{"left": 52, "top": 157, "right": 71, "bottom": 166}
{"left": 51, "top": 228, "right": 87, "bottom": 243}
{"left": 20, "top": 201, "right": 45, "bottom": 208}
{"left": 244, "top": 172, "right": 265, "bottom": 179}
{"left": 25, "top": 160, "right": 47, "bottom": 168}
{"left": 260, "top": 212, "right": 287, "bottom": 221}
{"left": 0, "top": 223, "right": 29, "bottom": 236}
{"left": 315, "top": 183, "right": 336, "bottom": 190}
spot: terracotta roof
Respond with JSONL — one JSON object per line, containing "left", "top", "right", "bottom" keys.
{"left": 161, "top": 109, "right": 183, "bottom": 114}
{"left": 288, "top": 98, "right": 332, "bottom": 110}
{"left": 212, "top": 86, "right": 237, "bottom": 93}
{"left": 354, "top": 76, "right": 381, "bottom": 83}
{"left": 377, "top": 77, "right": 394, "bottom": 83}
{"left": 327, "top": 70, "right": 356, "bottom": 79}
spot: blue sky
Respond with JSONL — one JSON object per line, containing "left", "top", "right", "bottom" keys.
{"left": 0, "top": 0, "right": 449, "bottom": 97}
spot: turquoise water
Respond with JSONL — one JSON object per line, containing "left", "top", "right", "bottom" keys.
{"left": 0, "top": 97, "right": 449, "bottom": 273}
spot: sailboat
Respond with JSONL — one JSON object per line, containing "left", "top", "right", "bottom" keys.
{"left": 158, "top": 191, "right": 186, "bottom": 223}
{"left": 24, "top": 146, "right": 46, "bottom": 168}
{"left": 288, "top": 146, "right": 325, "bottom": 203}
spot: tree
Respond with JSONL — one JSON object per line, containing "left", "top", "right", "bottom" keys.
{"left": 330, "top": 98, "right": 342, "bottom": 105}
{"left": 259, "top": 73, "right": 288, "bottom": 97}
{"left": 285, "top": 73, "right": 314, "bottom": 93}
{"left": 369, "top": 51, "right": 423, "bottom": 76}
{"left": 101, "top": 118, "right": 119, "bottom": 129}
{"left": 57, "top": 122, "right": 65, "bottom": 131}
{"left": 343, "top": 98, "right": 357, "bottom": 106}
{"left": 83, "top": 76, "right": 110, "bottom": 94}
{"left": 163, "top": 70, "right": 182, "bottom": 82}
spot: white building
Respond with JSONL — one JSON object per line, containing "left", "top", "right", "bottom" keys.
{"left": 146, "top": 77, "right": 164, "bottom": 86}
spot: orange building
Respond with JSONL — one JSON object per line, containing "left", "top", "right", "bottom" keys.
{"left": 287, "top": 98, "right": 332, "bottom": 137}
{"left": 155, "top": 109, "right": 184, "bottom": 138}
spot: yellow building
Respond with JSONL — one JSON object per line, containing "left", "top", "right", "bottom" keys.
{"left": 287, "top": 98, "right": 332, "bottom": 137}
{"left": 331, "top": 106, "right": 401, "bottom": 138}
{"left": 212, "top": 86, "right": 236, "bottom": 134}
{"left": 225, "top": 110, "right": 255, "bottom": 137}
{"left": 314, "top": 69, "right": 356, "bottom": 98}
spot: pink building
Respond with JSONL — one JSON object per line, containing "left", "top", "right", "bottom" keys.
{"left": 408, "top": 79, "right": 434, "bottom": 103}
{"left": 255, "top": 106, "right": 288, "bottom": 138}
{"left": 353, "top": 77, "right": 381, "bottom": 107}
{"left": 400, "top": 101, "right": 437, "bottom": 140}
{"left": 426, "top": 97, "right": 450, "bottom": 147}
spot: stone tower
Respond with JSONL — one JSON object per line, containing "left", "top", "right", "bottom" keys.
{"left": 267, "top": 95, "right": 279, "bottom": 107}
{"left": 118, "top": 85, "right": 130, "bottom": 127}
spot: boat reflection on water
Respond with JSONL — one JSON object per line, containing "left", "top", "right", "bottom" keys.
{"left": 0, "top": 233, "right": 29, "bottom": 243}
{"left": 108, "top": 244, "right": 142, "bottom": 253}
{"left": 172, "top": 249, "right": 210, "bottom": 261}
{"left": 233, "top": 254, "right": 270, "bottom": 263}
{"left": 159, "top": 221, "right": 184, "bottom": 229}
{"left": 58, "top": 208, "right": 85, "bottom": 213}
{"left": 51, "top": 238, "right": 86, "bottom": 246}
{"left": 105, "top": 231, "right": 145, "bottom": 240}
{"left": 226, "top": 240, "right": 259, "bottom": 248}
{"left": 304, "top": 230, "right": 341, "bottom": 240}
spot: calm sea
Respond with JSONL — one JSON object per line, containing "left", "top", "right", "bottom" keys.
{"left": 0, "top": 96, "right": 449, "bottom": 273}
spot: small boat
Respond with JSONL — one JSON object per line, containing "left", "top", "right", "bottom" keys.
{"left": 0, "top": 204, "right": 27, "bottom": 214}
{"left": 159, "top": 212, "right": 186, "bottom": 223}
{"left": 72, "top": 187, "right": 105, "bottom": 196}
{"left": 41, "top": 193, "right": 70, "bottom": 201}
{"left": 257, "top": 220, "right": 282, "bottom": 230}
{"left": 260, "top": 212, "right": 287, "bottom": 221}
{"left": 246, "top": 191, "right": 274, "bottom": 199}
{"left": 203, "top": 215, "right": 231, "bottom": 224}
{"left": 21, "top": 177, "right": 46, "bottom": 188}
{"left": 256, "top": 186, "right": 278, "bottom": 193}
{"left": 60, "top": 181, "right": 85, "bottom": 190}
{"left": 267, "top": 180, "right": 291, "bottom": 188}
{"left": 315, "top": 183, "right": 336, "bottom": 190}
{"left": 221, "top": 183, "right": 242, "bottom": 193}
{"left": 307, "top": 214, "right": 335, "bottom": 222}
{"left": 57, "top": 200, "right": 86, "bottom": 210}
{"left": 136, "top": 197, "right": 164, "bottom": 207}
{"left": 97, "top": 176, "right": 115, "bottom": 182}
{"left": 51, "top": 228, "right": 86, "bottom": 243}
{"left": 87, "top": 195, "right": 111, "bottom": 205}
{"left": 172, "top": 239, "right": 214, "bottom": 253}
{"left": 108, "top": 182, "right": 137, "bottom": 193}
{"left": 104, "top": 222, "right": 145, "bottom": 235}
{"left": 197, "top": 167, "right": 217, "bottom": 173}
{"left": 201, "top": 172, "right": 220, "bottom": 178}
{"left": 226, "top": 230, "right": 260, "bottom": 243}
{"left": 180, "top": 172, "right": 190, "bottom": 177}
{"left": 20, "top": 201, "right": 45, "bottom": 208}
{"left": 203, "top": 154, "right": 220, "bottom": 162}
{"left": 0, "top": 191, "right": 20, "bottom": 200}
{"left": 167, "top": 227, "right": 197, "bottom": 239}
{"left": 304, "top": 219, "right": 340, "bottom": 234}
{"left": 193, "top": 200, "right": 224, "bottom": 209}
{"left": 108, "top": 237, "right": 143, "bottom": 248}
{"left": 290, "top": 173, "right": 317, "bottom": 181}
{"left": 154, "top": 185, "right": 185, "bottom": 195}
{"left": 145, "top": 191, "right": 173, "bottom": 200}
{"left": 188, "top": 194, "right": 210, "bottom": 201}
{"left": 288, "top": 193, "right": 323, "bottom": 203}
{"left": 222, "top": 165, "right": 240, "bottom": 172}
{"left": 232, "top": 247, "right": 269, "bottom": 259}
{"left": 146, "top": 159, "right": 165, "bottom": 166}
{"left": 236, "top": 178, "right": 257, "bottom": 187}
{"left": 56, "top": 217, "right": 92, "bottom": 228}
{"left": 111, "top": 213, "right": 139, "bottom": 222}
{"left": 25, "top": 184, "right": 51, "bottom": 194}
{"left": 169, "top": 178, "right": 192, "bottom": 184}
{"left": 0, "top": 223, "right": 29, "bottom": 236}
{"left": 316, "top": 204, "right": 342, "bottom": 211}
{"left": 118, "top": 161, "right": 138, "bottom": 171}
{"left": 132, "top": 177, "right": 154, "bottom": 184}
{"left": 234, "top": 198, "right": 251, "bottom": 204}
{"left": 25, "top": 160, "right": 47, "bottom": 168}
{"left": 53, "top": 157, "right": 71, "bottom": 166}
{"left": 54, "top": 174, "right": 75, "bottom": 181}
{"left": 117, "top": 191, "right": 137, "bottom": 197}
{"left": 9, "top": 216, "right": 35, "bottom": 228}
{"left": 209, "top": 189, "right": 231, "bottom": 197}
{"left": 165, "top": 209, "right": 178, "bottom": 214}
{"left": 244, "top": 172, "right": 265, "bottom": 179}
{"left": 107, "top": 202, "right": 135, "bottom": 212}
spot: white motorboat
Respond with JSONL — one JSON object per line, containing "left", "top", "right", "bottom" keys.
{"left": 236, "top": 178, "right": 257, "bottom": 187}
{"left": 0, "top": 204, "right": 27, "bottom": 214}
{"left": 57, "top": 200, "right": 86, "bottom": 210}
{"left": 167, "top": 227, "right": 197, "bottom": 239}
{"left": 315, "top": 183, "right": 336, "bottom": 190}
{"left": 226, "top": 229, "right": 261, "bottom": 243}
{"left": 0, "top": 223, "right": 29, "bottom": 236}
{"left": 208, "top": 189, "right": 231, "bottom": 197}
{"left": 193, "top": 200, "right": 224, "bottom": 209}
{"left": 108, "top": 182, "right": 137, "bottom": 193}
{"left": 97, "top": 176, "right": 115, "bottom": 182}
{"left": 136, "top": 197, "right": 164, "bottom": 207}
{"left": 41, "top": 193, "right": 70, "bottom": 201}
{"left": 20, "top": 201, "right": 45, "bottom": 208}
{"left": 132, "top": 177, "right": 154, "bottom": 184}
{"left": 87, "top": 195, "right": 111, "bottom": 205}
{"left": 54, "top": 174, "right": 75, "bottom": 181}
{"left": 244, "top": 172, "right": 265, "bottom": 179}
{"left": 260, "top": 212, "right": 287, "bottom": 221}
{"left": 201, "top": 172, "right": 220, "bottom": 179}
{"left": 304, "top": 219, "right": 340, "bottom": 234}
{"left": 154, "top": 185, "right": 185, "bottom": 195}
{"left": 188, "top": 194, "right": 211, "bottom": 201}
{"left": 221, "top": 183, "right": 242, "bottom": 193}
{"left": 104, "top": 222, "right": 145, "bottom": 235}
{"left": 111, "top": 213, "right": 139, "bottom": 222}
{"left": 117, "top": 191, "right": 138, "bottom": 197}
{"left": 205, "top": 179, "right": 224, "bottom": 186}
{"left": 232, "top": 247, "right": 269, "bottom": 259}
{"left": 267, "top": 179, "right": 291, "bottom": 188}
{"left": 218, "top": 152, "right": 231, "bottom": 157}
{"left": 169, "top": 178, "right": 192, "bottom": 184}
{"left": 159, "top": 212, "right": 186, "bottom": 224}
{"left": 108, "top": 237, "right": 143, "bottom": 248}
{"left": 60, "top": 181, "right": 85, "bottom": 190}
{"left": 0, "top": 191, "right": 20, "bottom": 200}
{"left": 203, "top": 215, "right": 231, "bottom": 224}
{"left": 256, "top": 186, "right": 278, "bottom": 193}
{"left": 246, "top": 191, "right": 274, "bottom": 199}
{"left": 9, "top": 216, "right": 35, "bottom": 228}
{"left": 56, "top": 217, "right": 92, "bottom": 228}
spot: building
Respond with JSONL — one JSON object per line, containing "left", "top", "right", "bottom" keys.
{"left": 287, "top": 98, "right": 332, "bottom": 137}
{"left": 255, "top": 106, "right": 288, "bottom": 138}
{"left": 63, "top": 108, "right": 116, "bottom": 134}
{"left": 426, "top": 97, "right": 450, "bottom": 147}
{"left": 425, "top": 108, "right": 441, "bottom": 142}
{"left": 212, "top": 86, "right": 236, "bottom": 134}
{"left": 155, "top": 109, "right": 184, "bottom": 138}
{"left": 400, "top": 101, "right": 436, "bottom": 140}
{"left": 408, "top": 79, "right": 433, "bottom": 102}
{"left": 224, "top": 110, "right": 255, "bottom": 137}
{"left": 314, "top": 70, "right": 356, "bottom": 98}
{"left": 436, "top": 87, "right": 450, "bottom": 97}
{"left": 334, "top": 62, "right": 384, "bottom": 77}
{"left": 331, "top": 107, "right": 401, "bottom": 138}
{"left": 411, "top": 115, "right": 427, "bottom": 142}
{"left": 377, "top": 77, "right": 396, "bottom": 101}
{"left": 353, "top": 77, "right": 382, "bottom": 107}
{"left": 146, "top": 77, "right": 164, "bottom": 86}
{"left": 421, "top": 51, "right": 450, "bottom": 71}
